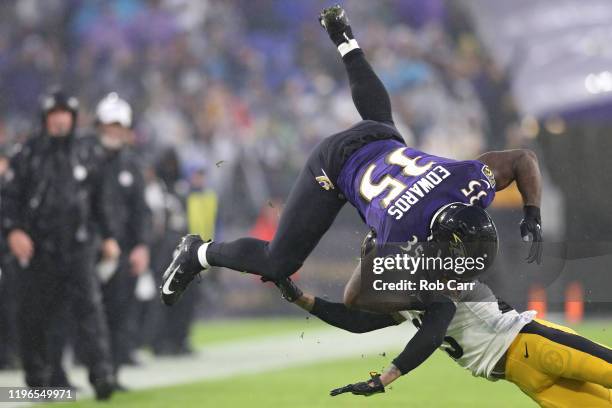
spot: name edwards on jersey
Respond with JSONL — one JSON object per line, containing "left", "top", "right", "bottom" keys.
{"left": 337, "top": 139, "right": 496, "bottom": 245}
{"left": 386, "top": 164, "right": 451, "bottom": 221}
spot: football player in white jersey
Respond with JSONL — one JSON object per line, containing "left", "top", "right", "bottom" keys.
{"left": 273, "top": 276, "right": 612, "bottom": 407}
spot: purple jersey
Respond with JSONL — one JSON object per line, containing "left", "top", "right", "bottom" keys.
{"left": 337, "top": 139, "right": 496, "bottom": 245}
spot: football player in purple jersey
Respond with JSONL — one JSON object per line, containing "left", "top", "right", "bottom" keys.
{"left": 159, "top": 6, "right": 544, "bottom": 376}
{"left": 161, "top": 5, "right": 542, "bottom": 305}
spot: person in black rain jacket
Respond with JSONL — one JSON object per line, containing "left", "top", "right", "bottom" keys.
{"left": 1, "top": 89, "right": 118, "bottom": 400}
{"left": 94, "top": 92, "right": 151, "bottom": 386}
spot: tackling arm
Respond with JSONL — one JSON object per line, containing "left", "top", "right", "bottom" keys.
{"left": 310, "top": 297, "right": 403, "bottom": 334}
{"left": 320, "top": 5, "right": 394, "bottom": 125}
{"left": 328, "top": 295, "right": 456, "bottom": 396}
{"left": 275, "top": 277, "right": 404, "bottom": 333}
{"left": 382, "top": 296, "right": 456, "bottom": 385}
{"left": 273, "top": 275, "right": 454, "bottom": 394}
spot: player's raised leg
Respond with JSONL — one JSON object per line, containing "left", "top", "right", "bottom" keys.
{"left": 320, "top": 5, "right": 394, "bottom": 125}
{"left": 160, "top": 5, "right": 399, "bottom": 306}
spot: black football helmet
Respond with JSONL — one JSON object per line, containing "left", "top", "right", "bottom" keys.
{"left": 430, "top": 202, "right": 498, "bottom": 279}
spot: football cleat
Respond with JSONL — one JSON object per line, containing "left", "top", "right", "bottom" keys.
{"left": 160, "top": 234, "right": 207, "bottom": 306}
{"left": 319, "top": 5, "right": 354, "bottom": 46}
{"left": 93, "top": 377, "right": 114, "bottom": 401}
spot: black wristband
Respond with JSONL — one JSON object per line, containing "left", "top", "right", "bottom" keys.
{"left": 368, "top": 373, "right": 385, "bottom": 392}
{"left": 274, "top": 278, "right": 303, "bottom": 302}
{"left": 311, "top": 297, "right": 326, "bottom": 315}
{"left": 523, "top": 205, "right": 541, "bottom": 223}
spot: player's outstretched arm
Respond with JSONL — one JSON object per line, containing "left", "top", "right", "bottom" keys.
{"left": 319, "top": 5, "right": 394, "bottom": 125}
{"left": 330, "top": 295, "right": 456, "bottom": 396}
{"left": 381, "top": 295, "right": 456, "bottom": 385}
{"left": 478, "top": 149, "right": 543, "bottom": 263}
{"left": 273, "top": 278, "right": 404, "bottom": 333}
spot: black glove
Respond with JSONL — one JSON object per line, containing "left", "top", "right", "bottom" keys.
{"left": 520, "top": 205, "right": 543, "bottom": 264}
{"left": 330, "top": 372, "right": 385, "bottom": 397}
{"left": 270, "top": 277, "right": 303, "bottom": 303}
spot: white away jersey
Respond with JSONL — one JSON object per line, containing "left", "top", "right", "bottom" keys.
{"left": 400, "top": 282, "right": 536, "bottom": 380}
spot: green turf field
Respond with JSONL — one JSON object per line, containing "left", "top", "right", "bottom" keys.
{"left": 44, "top": 321, "right": 611, "bottom": 408}
{"left": 189, "top": 317, "right": 325, "bottom": 347}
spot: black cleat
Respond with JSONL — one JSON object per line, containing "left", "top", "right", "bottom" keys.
{"left": 319, "top": 5, "right": 354, "bottom": 46}
{"left": 93, "top": 378, "right": 114, "bottom": 401}
{"left": 160, "top": 234, "right": 206, "bottom": 306}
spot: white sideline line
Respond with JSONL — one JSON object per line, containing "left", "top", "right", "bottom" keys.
{"left": 0, "top": 324, "right": 414, "bottom": 406}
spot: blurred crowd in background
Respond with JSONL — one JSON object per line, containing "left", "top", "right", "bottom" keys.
{"left": 3, "top": 0, "right": 611, "bottom": 393}
{"left": 0, "top": 0, "right": 526, "bottom": 224}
